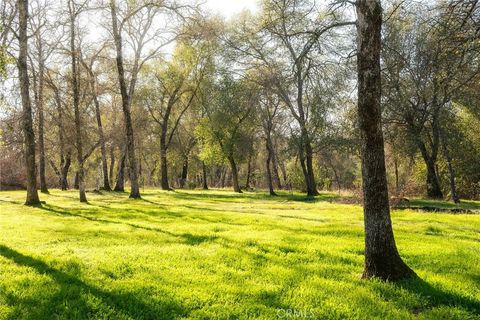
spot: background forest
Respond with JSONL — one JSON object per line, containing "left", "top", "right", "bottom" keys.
{"left": 1, "top": 0, "right": 479, "bottom": 202}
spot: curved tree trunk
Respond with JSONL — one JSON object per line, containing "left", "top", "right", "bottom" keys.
{"left": 114, "top": 145, "right": 126, "bottom": 192}
{"left": 425, "top": 159, "right": 443, "bottom": 199}
{"left": 18, "top": 0, "right": 40, "bottom": 206}
{"left": 357, "top": 0, "right": 415, "bottom": 281}
{"left": 60, "top": 152, "right": 71, "bottom": 190}
{"left": 416, "top": 132, "right": 443, "bottom": 199}
{"left": 228, "top": 155, "right": 242, "bottom": 193}
{"left": 417, "top": 140, "right": 443, "bottom": 198}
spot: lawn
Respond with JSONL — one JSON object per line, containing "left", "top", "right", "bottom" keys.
{"left": 0, "top": 189, "right": 479, "bottom": 320}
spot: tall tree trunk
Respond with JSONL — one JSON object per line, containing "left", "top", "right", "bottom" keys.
{"left": 202, "top": 161, "right": 208, "bottom": 190}
{"left": 303, "top": 132, "right": 318, "bottom": 196}
{"left": 180, "top": 156, "right": 188, "bottom": 189}
{"left": 442, "top": 139, "right": 460, "bottom": 203}
{"left": 425, "top": 156, "right": 443, "bottom": 199}
{"left": 89, "top": 74, "right": 111, "bottom": 191}
{"left": 60, "top": 152, "right": 71, "bottom": 190}
{"left": 357, "top": 0, "right": 415, "bottom": 281}
{"left": 245, "top": 155, "right": 252, "bottom": 189}
{"left": 114, "top": 145, "right": 126, "bottom": 192}
{"left": 69, "top": 0, "right": 87, "bottom": 203}
{"left": 266, "top": 138, "right": 277, "bottom": 196}
{"left": 109, "top": 147, "right": 115, "bottom": 187}
{"left": 394, "top": 156, "right": 399, "bottom": 195}
{"left": 110, "top": 0, "right": 140, "bottom": 199}
{"left": 271, "top": 147, "right": 282, "bottom": 190}
{"left": 298, "top": 145, "right": 309, "bottom": 193}
{"left": 227, "top": 155, "right": 241, "bottom": 193}
{"left": 74, "top": 171, "right": 79, "bottom": 190}
{"left": 54, "top": 84, "right": 69, "bottom": 190}
{"left": 159, "top": 132, "right": 171, "bottom": 190}
{"left": 37, "top": 50, "right": 48, "bottom": 193}
{"left": 296, "top": 66, "right": 318, "bottom": 196}
{"left": 416, "top": 137, "right": 443, "bottom": 199}
{"left": 18, "top": 0, "right": 40, "bottom": 206}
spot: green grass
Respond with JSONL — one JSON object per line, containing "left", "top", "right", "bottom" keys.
{"left": 0, "top": 189, "right": 479, "bottom": 320}
{"left": 403, "top": 198, "right": 480, "bottom": 211}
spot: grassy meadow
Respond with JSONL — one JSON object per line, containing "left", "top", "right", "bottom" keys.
{"left": 0, "top": 189, "right": 479, "bottom": 319}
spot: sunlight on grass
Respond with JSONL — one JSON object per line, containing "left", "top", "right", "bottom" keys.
{"left": 0, "top": 189, "right": 479, "bottom": 319}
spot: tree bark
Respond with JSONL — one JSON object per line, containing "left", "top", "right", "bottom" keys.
{"left": 159, "top": 139, "right": 171, "bottom": 190}
{"left": 298, "top": 145, "right": 309, "bottom": 193}
{"left": 52, "top": 81, "right": 70, "bottom": 190}
{"left": 18, "top": 0, "right": 40, "bottom": 205}
{"left": 159, "top": 116, "right": 173, "bottom": 190}
{"left": 442, "top": 138, "right": 460, "bottom": 203}
{"left": 394, "top": 156, "right": 399, "bottom": 195}
{"left": 37, "top": 48, "right": 48, "bottom": 193}
{"left": 303, "top": 130, "right": 318, "bottom": 196}
{"left": 271, "top": 146, "right": 282, "bottom": 190}
{"left": 245, "top": 154, "right": 252, "bottom": 189}
{"left": 114, "top": 145, "right": 126, "bottom": 192}
{"left": 417, "top": 140, "right": 443, "bottom": 199}
{"left": 202, "top": 161, "right": 208, "bottom": 190}
{"left": 180, "top": 156, "right": 188, "bottom": 189}
{"left": 426, "top": 157, "right": 443, "bottom": 199}
{"left": 266, "top": 138, "right": 277, "bottom": 196}
{"left": 87, "top": 67, "right": 111, "bottom": 191}
{"left": 357, "top": 0, "right": 415, "bottom": 281}
{"left": 109, "top": 147, "right": 115, "bottom": 188}
{"left": 110, "top": 0, "right": 140, "bottom": 199}
{"left": 69, "top": 0, "right": 87, "bottom": 203}
{"left": 228, "top": 156, "right": 242, "bottom": 193}
{"left": 60, "top": 152, "right": 71, "bottom": 190}
{"left": 74, "top": 171, "right": 79, "bottom": 190}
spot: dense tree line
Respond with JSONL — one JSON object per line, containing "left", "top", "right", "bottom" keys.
{"left": 1, "top": 0, "right": 478, "bottom": 201}
{"left": 0, "top": 0, "right": 479, "bottom": 280}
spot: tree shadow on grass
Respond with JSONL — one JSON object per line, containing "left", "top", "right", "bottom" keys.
{"left": 0, "top": 244, "right": 185, "bottom": 320}
{"left": 182, "top": 233, "right": 218, "bottom": 245}
{"left": 396, "top": 277, "right": 480, "bottom": 315}
{"left": 167, "top": 190, "right": 345, "bottom": 206}
{"left": 37, "top": 204, "right": 179, "bottom": 237}
{"left": 35, "top": 204, "right": 218, "bottom": 247}
{"left": 0, "top": 198, "right": 22, "bottom": 205}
